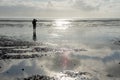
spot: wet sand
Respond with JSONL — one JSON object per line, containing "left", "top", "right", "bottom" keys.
{"left": 0, "top": 36, "right": 98, "bottom": 80}
{"left": 0, "top": 19, "right": 120, "bottom": 80}
{"left": 0, "top": 36, "right": 120, "bottom": 80}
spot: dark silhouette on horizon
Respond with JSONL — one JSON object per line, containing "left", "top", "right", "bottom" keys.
{"left": 32, "top": 19, "right": 37, "bottom": 30}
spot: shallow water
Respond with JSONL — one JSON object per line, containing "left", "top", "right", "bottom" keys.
{"left": 0, "top": 19, "right": 120, "bottom": 80}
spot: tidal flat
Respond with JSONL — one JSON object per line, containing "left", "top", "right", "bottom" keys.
{"left": 0, "top": 19, "right": 120, "bottom": 80}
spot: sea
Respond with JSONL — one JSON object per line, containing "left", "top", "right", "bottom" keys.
{"left": 0, "top": 18, "right": 120, "bottom": 80}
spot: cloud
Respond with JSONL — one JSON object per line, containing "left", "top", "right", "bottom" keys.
{"left": 72, "top": 0, "right": 100, "bottom": 11}
{"left": 0, "top": 0, "right": 46, "bottom": 8}
{"left": 72, "top": 0, "right": 120, "bottom": 12}
{"left": 0, "top": 0, "right": 120, "bottom": 18}
{"left": 0, "top": 0, "right": 119, "bottom": 11}
{"left": 0, "top": 59, "right": 46, "bottom": 80}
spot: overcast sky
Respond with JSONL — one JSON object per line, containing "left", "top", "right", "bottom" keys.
{"left": 0, "top": 0, "right": 120, "bottom": 18}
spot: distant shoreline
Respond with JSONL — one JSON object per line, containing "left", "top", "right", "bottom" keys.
{"left": 0, "top": 18, "right": 120, "bottom": 22}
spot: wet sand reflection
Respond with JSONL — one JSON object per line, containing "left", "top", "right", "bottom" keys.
{"left": 33, "top": 29, "right": 37, "bottom": 41}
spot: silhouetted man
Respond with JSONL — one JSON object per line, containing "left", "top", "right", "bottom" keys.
{"left": 32, "top": 19, "right": 37, "bottom": 41}
{"left": 32, "top": 19, "right": 37, "bottom": 29}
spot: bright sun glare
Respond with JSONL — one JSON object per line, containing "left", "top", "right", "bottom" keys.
{"left": 54, "top": 20, "right": 70, "bottom": 30}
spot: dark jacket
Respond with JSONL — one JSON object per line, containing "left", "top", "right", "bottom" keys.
{"left": 32, "top": 19, "right": 37, "bottom": 29}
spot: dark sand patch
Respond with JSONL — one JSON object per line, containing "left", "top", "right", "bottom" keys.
{"left": 0, "top": 36, "right": 87, "bottom": 60}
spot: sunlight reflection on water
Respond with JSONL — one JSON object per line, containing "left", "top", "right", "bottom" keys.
{"left": 53, "top": 20, "right": 70, "bottom": 30}
{"left": 0, "top": 19, "right": 120, "bottom": 80}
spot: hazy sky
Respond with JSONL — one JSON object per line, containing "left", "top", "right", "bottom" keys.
{"left": 0, "top": 0, "right": 120, "bottom": 18}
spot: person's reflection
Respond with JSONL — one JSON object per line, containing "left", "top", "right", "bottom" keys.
{"left": 33, "top": 29, "right": 37, "bottom": 41}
